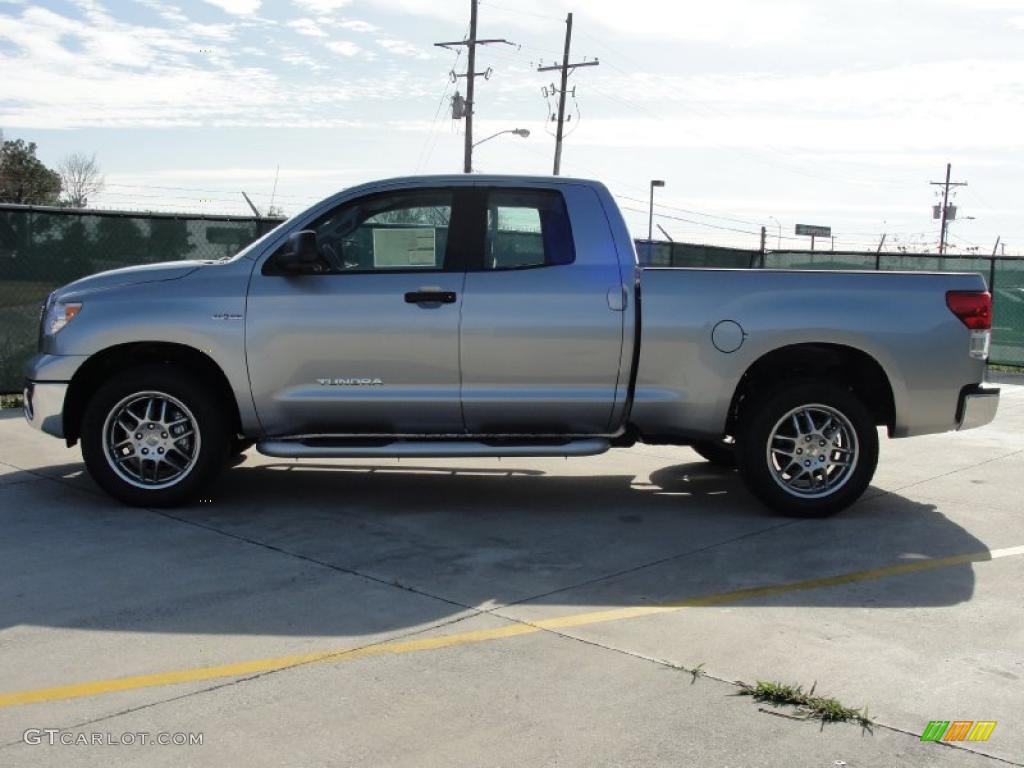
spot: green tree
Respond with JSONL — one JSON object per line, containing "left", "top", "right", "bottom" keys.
{"left": 0, "top": 139, "right": 61, "bottom": 205}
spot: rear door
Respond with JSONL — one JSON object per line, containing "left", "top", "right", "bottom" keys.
{"left": 458, "top": 184, "right": 627, "bottom": 435}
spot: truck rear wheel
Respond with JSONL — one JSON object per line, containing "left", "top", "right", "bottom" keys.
{"left": 736, "top": 381, "right": 878, "bottom": 517}
{"left": 81, "top": 365, "right": 229, "bottom": 507}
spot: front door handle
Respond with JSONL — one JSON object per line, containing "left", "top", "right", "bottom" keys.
{"left": 405, "top": 290, "right": 457, "bottom": 304}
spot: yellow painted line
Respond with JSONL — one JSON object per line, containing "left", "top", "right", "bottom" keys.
{"left": 2, "top": 544, "right": 1022, "bottom": 710}
{"left": 0, "top": 624, "right": 540, "bottom": 709}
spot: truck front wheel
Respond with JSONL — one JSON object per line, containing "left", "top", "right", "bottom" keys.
{"left": 736, "top": 382, "right": 878, "bottom": 517}
{"left": 81, "top": 365, "right": 229, "bottom": 507}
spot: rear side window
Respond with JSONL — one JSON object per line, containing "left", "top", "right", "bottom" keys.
{"left": 484, "top": 189, "right": 574, "bottom": 270}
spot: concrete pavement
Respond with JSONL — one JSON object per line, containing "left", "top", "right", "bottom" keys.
{"left": 0, "top": 379, "right": 1022, "bottom": 767}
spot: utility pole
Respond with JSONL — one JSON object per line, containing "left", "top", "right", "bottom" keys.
{"left": 435, "top": 1, "right": 513, "bottom": 173}
{"left": 538, "top": 13, "right": 599, "bottom": 175}
{"left": 929, "top": 163, "right": 967, "bottom": 255}
{"left": 760, "top": 226, "right": 766, "bottom": 255}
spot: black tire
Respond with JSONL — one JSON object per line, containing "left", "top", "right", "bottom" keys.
{"left": 691, "top": 438, "right": 737, "bottom": 468}
{"left": 81, "top": 365, "right": 230, "bottom": 507}
{"left": 736, "top": 381, "right": 878, "bottom": 517}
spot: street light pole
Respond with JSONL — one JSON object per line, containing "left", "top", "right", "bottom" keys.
{"left": 648, "top": 179, "right": 665, "bottom": 243}
{"left": 472, "top": 128, "right": 530, "bottom": 149}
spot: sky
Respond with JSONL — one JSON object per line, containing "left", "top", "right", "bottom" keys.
{"left": 0, "top": 0, "right": 1022, "bottom": 253}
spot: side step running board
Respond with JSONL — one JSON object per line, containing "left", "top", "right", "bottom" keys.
{"left": 256, "top": 438, "right": 610, "bottom": 459}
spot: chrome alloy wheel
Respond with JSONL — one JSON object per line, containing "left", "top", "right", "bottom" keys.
{"left": 102, "top": 391, "right": 201, "bottom": 490}
{"left": 765, "top": 403, "right": 859, "bottom": 499}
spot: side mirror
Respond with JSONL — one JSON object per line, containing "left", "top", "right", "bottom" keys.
{"left": 275, "top": 230, "right": 319, "bottom": 271}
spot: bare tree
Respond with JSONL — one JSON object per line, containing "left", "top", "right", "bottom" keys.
{"left": 57, "top": 152, "right": 104, "bottom": 208}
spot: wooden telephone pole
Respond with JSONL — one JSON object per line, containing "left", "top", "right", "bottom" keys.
{"left": 538, "top": 13, "right": 599, "bottom": 175}
{"left": 930, "top": 163, "right": 967, "bottom": 255}
{"left": 435, "top": 0, "right": 513, "bottom": 173}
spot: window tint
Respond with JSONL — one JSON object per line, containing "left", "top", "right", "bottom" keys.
{"left": 308, "top": 190, "right": 453, "bottom": 273}
{"left": 484, "top": 189, "right": 574, "bottom": 270}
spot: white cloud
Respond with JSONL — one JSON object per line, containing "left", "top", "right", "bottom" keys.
{"left": 292, "top": 0, "right": 352, "bottom": 12}
{"left": 0, "top": 3, "right": 424, "bottom": 128}
{"left": 375, "top": 37, "right": 431, "bottom": 59}
{"left": 201, "top": 0, "right": 260, "bottom": 14}
{"left": 280, "top": 50, "right": 328, "bottom": 70}
{"left": 287, "top": 18, "right": 328, "bottom": 37}
{"left": 324, "top": 40, "right": 360, "bottom": 56}
{"left": 338, "top": 19, "right": 378, "bottom": 33}
{"left": 343, "top": 0, "right": 810, "bottom": 45}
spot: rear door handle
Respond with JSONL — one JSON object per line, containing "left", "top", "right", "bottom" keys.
{"left": 404, "top": 290, "right": 456, "bottom": 304}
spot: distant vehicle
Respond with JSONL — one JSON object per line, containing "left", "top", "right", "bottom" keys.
{"left": 23, "top": 175, "right": 999, "bottom": 515}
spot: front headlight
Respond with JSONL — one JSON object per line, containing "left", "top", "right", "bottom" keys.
{"left": 43, "top": 296, "right": 82, "bottom": 336}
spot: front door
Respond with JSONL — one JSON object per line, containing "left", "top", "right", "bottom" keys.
{"left": 246, "top": 188, "right": 468, "bottom": 437}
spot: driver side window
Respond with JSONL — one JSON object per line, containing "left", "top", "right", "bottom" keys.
{"left": 310, "top": 189, "right": 453, "bottom": 273}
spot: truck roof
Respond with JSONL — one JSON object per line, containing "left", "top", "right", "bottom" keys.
{"left": 338, "top": 174, "right": 605, "bottom": 198}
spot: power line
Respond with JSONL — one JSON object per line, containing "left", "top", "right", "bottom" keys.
{"left": 618, "top": 204, "right": 764, "bottom": 237}
{"left": 616, "top": 194, "right": 767, "bottom": 229}
{"left": 567, "top": 29, "right": 914, "bottom": 191}
{"left": 103, "top": 183, "right": 320, "bottom": 202}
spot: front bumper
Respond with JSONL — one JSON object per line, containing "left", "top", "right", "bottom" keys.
{"left": 23, "top": 381, "right": 68, "bottom": 438}
{"left": 957, "top": 385, "right": 1000, "bottom": 431}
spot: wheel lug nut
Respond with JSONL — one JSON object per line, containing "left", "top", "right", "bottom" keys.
{"left": 161, "top": 432, "right": 168, "bottom": 439}
{"left": 158, "top": 447, "right": 164, "bottom": 454}
{"left": 819, "top": 456, "right": 825, "bottom": 462}
{"left": 804, "top": 460, "right": 811, "bottom": 467}
{"left": 135, "top": 433, "right": 142, "bottom": 440}
{"left": 141, "top": 448, "right": 149, "bottom": 455}
{"left": 796, "top": 448, "right": 802, "bottom": 455}
{"left": 805, "top": 436, "right": 811, "bottom": 442}
{"left": 819, "top": 440, "right": 826, "bottom": 447}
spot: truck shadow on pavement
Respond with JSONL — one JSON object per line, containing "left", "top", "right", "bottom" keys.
{"left": 0, "top": 455, "right": 989, "bottom": 636}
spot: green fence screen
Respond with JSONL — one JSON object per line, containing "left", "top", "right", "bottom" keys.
{"left": 0, "top": 205, "right": 282, "bottom": 392}
{"left": 641, "top": 242, "right": 1023, "bottom": 367}
{"left": 1, "top": 213, "right": 1021, "bottom": 393}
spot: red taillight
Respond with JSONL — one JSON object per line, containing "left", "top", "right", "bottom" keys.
{"left": 946, "top": 291, "right": 992, "bottom": 330}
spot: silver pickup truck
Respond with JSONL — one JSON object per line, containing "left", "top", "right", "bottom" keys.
{"left": 23, "top": 175, "right": 999, "bottom": 515}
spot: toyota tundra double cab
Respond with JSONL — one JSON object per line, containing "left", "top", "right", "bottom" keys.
{"left": 24, "top": 175, "right": 1000, "bottom": 515}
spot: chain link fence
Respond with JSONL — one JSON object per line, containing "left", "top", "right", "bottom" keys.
{"left": 640, "top": 241, "right": 1024, "bottom": 367}
{"left": 1, "top": 207, "right": 1021, "bottom": 393}
{"left": 0, "top": 205, "right": 282, "bottom": 392}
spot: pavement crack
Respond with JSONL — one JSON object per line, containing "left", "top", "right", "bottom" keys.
{"left": 482, "top": 518, "right": 801, "bottom": 613}
{"left": 0, "top": 610, "right": 481, "bottom": 751}
{"left": 479, "top": 615, "right": 1024, "bottom": 767}
{"left": 865, "top": 447, "right": 1024, "bottom": 501}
